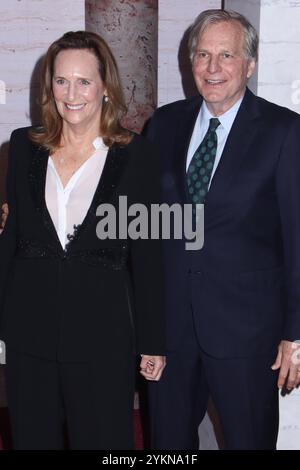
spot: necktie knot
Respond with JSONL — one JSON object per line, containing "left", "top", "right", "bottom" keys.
{"left": 209, "top": 117, "right": 220, "bottom": 132}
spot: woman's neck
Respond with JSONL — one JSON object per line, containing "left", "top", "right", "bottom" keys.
{"left": 60, "top": 123, "right": 100, "bottom": 150}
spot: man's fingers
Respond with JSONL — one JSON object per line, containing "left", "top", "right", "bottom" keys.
{"left": 271, "top": 347, "right": 282, "bottom": 370}
{"left": 296, "top": 369, "right": 300, "bottom": 388}
{"left": 278, "top": 355, "right": 292, "bottom": 389}
{"left": 286, "top": 367, "right": 298, "bottom": 390}
{"left": 274, "top": 341, "right": 300, "bottom": 390}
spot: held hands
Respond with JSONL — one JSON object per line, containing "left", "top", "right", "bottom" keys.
{"left": 271, "top": 340, "right": 300, "bottom": 391}
{"left": 0, "top": 203, "right": 8, "bottom": 234}
{"left": 140, "top": 355, "right": 166, "bottom": 381}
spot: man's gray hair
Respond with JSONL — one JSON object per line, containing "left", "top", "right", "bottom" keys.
{"left": 188, "top": 9, "right": 259, "bottom": 63}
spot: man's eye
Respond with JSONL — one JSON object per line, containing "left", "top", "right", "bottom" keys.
{"left": 197, "top": 52, "right": 207, "bottom": 59}
{"left": 80, "top": 79, "right": 90, "bottom": 85}
{"left": 223, "top": 53, "right": 232, "bottom": 59}
{"left": 56, "top": 79, "right": 65, "bottom": 85}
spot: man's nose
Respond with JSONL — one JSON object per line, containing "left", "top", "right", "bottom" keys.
{"left": 207, "top": 56, "right": 221, "bottom": 73}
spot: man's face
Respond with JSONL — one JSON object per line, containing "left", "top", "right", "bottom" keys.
{"left": 192, "top": 20, "right": 256, "bottom": 116}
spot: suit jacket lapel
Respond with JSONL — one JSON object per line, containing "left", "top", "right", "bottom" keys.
{"left": 204, "top": 89, "right": 262, "bottom": 211}
{"left": 173, "top": 96, "right": 202, "bottom": 203}
{"left": 28, "top": 140, "right": 129, "bottom": 253}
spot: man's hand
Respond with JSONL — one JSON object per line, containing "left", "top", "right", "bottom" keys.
{"left": 271, "top": 340, "right": 300, "bottom": 390}
{"left": 0, "top": 203, "right": 8, "bottom": 234}
{"left": 140, "top": 355, "right": 166, "bottom": 381}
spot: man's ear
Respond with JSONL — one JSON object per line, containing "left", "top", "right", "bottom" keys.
{"left": 247, "top": 59, "right": 256, "bottom": 79}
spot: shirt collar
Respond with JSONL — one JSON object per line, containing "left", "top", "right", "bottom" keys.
{"left": 93, "top": 136, "right": 106, "bottom": 150}
{"left": 200, "top": 94, "right": 244, "bottom": 133}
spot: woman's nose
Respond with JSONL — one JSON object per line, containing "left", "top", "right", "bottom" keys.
{"left": 65, "top": 82, "right": 77, "bottom": 101}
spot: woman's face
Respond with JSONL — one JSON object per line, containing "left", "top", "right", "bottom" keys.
{"left": 52, "top": 48, "right": 106, "bottom": 132}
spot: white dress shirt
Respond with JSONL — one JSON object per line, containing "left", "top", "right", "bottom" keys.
{"left": 45, "top": 137, "right": 108, "bottom": 249}
{"left": 186, "top": 96, "right": 244, "bottom": 188}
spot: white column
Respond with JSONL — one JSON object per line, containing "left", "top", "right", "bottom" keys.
{"left": 158, "top": 0, "right": 221, "bottom": 106}
{"left": 224, "top": 0, "right": 261, "bottom": 93}
{"left": 258, "top": 0, "right": 300, "bottom": 113}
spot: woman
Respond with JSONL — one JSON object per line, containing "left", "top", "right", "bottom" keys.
{"left": 0, "top": 31, "right": 165, "bottom": 450}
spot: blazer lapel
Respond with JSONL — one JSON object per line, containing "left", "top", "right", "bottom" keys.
{"left": 28, "top": 143, "right": 62, "bottom": 250}
{"left": 65, "top": 142, "right": 130, "bottom": 250}
{"left": 28, "top": 140, "right": 129, "bottom": 253}
{"left": 173, "top": 97, "right": 202, "bottom": 203}
{"left": 204, "top": 89, "right": 262, "bottom": 211}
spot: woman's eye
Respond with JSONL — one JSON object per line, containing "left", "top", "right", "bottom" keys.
{"left": 56, "top": 79, "right": 65, "bottom": 85}
{"left": 80, "top": 79, "right": 90, "bottom": 85}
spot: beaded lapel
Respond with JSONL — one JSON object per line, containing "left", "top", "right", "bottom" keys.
{"left": 28, "top": 141, "right": 130, "bottom": 254}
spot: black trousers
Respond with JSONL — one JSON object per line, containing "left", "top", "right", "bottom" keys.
{"left": 5, "top": 349, "right": 135, "bottom": 450}
{"left": 148, "top": 316, "right": 279, "bottom": 450}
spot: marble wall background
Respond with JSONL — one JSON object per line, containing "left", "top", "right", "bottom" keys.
{"left": 86, "top": 0, "right": 158, "bottom": 133}
{"left": 157, "top": 0, "right": 221, "bottom": 106}
{"left": 0, "top": 0, "right": 85, "bottom": 202}
{"left": 258, "top": 0, "right": 300, "bottom": 113}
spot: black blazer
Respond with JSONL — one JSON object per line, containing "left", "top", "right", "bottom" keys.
{"left": 146, "top": 88, "right": 300, "bottom": 358}
{"left": 0, "top": 128, "right": 165, "bottom": 362}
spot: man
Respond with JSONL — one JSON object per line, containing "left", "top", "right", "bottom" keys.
{"left": 146, "top": 9, "right": 300, "bottom": 450}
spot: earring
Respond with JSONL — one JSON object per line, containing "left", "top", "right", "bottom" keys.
{"left": 104, "top": 95, "right": 109, "bottom": 103}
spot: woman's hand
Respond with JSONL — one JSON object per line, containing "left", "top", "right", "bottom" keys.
{"left": 140, "top": 355, "right": 166, "bottom": 381}
{"left": 0, "top": 203, "right": 9, "bottom": 234}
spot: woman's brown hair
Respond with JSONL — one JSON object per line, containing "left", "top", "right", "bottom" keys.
{"left": 29, "top": 31, "right": 132, "bottom": 150}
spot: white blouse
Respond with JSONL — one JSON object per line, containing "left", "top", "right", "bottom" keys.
{"left": 45, "top": 137, "right": 108, "bottom": 249}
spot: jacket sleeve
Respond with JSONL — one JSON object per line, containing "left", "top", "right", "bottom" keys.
{"left": 0, "top": 130, "right": 18, "bottom": 332}
{"left": 129, "top": 136, "right": 165, "bottom": 355}
{"left": 276, "top": 116, "right": 300, "bottom": 342}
